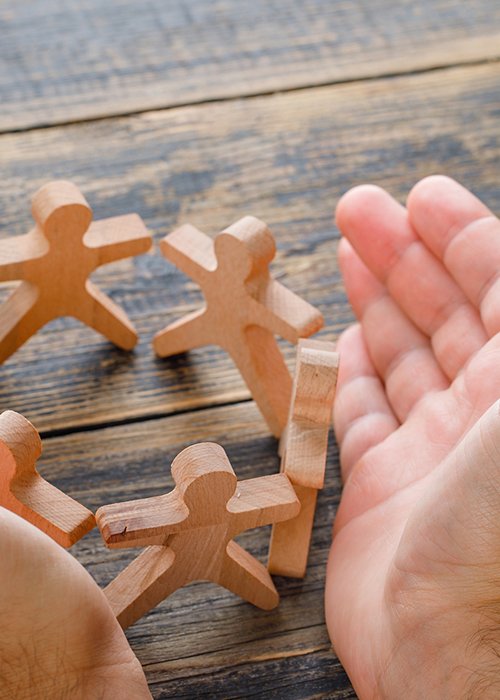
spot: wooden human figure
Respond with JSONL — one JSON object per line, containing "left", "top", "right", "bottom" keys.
{"left": 0, "top": 181, "right": 152, "bottom": 363}
{"left": 153, "top": 217, "right": 323, "bottom": 437}
{"left": 96, "top": 442, "right": 300, "bottom": 629}
{"left": 0, "top": 410, "right": 95, "bottom": 547}
{"left": 268, "top": 339, "right": 339, "bottom": 578}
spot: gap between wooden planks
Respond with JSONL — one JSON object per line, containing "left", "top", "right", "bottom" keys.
{"left": 0, "top": 63, "right": 499, "bottom": 435}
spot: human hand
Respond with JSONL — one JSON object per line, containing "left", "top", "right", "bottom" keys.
{"left": 0, "top": 507, "right": 151, "bottom": 700}
{"left": 326, "top": 176, "right": 500, "bottom": 699}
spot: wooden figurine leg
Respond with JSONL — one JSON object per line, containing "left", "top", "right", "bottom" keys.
{"left": 153, "top": 309, "right": 212, "bottom": 357}
{"left": 104, "top": 545, "right": 178, "bottom": 629}
{"left": 231, "top": 326, "right": 292, "bottom": 438}
{"left": 217, "top": 540, "right": 279, "bottom": 610}
{"left": 77, "top": 281, "right": 138, "bottom": 350}
{"left": 0, "top": 283, "right": 46, "bottom": 363}
{"left": 268, "top": 485, "right": 317, "bottom": 578}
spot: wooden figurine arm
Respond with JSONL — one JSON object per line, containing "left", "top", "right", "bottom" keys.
{"left": 96, "top": 489, "right": 189, "bottom": 548}
{"left": 249, "top": 279, "right": 323, "bottom": 342}
{"left": 160, "top": 225, "right": 216, "bottom": 284}
{"left": 0, "top": 233, "right": 47, "bottom": 281}
{"left": 227, "top": 473, "right": 300, "bottom": 534}
{"left": 0, "top": 410, "right": 95, "bottom": 547}
{"left": 11, "top": 475, "right": 96, "bottom": 548}
{"left": 291, "top": 340, "right": 339, "bottom": 424}
{"left": 282, "top": 340, "right": 339, "bottom": 489}
{"left": 85, "top": 214, "right": 152, "bottom": 264}
{"left": 282, "top": 424, "right": 330, "bottom": 490}
{"left": 153, "top": 308, "right": 213, "bottom": 358}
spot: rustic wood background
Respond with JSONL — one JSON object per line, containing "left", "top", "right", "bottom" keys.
{"left": 1, "top": 1, "right": 499, "bottom": 697}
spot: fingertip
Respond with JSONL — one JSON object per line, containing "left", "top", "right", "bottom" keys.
{"left": 407, "top": 174, "right": 460, "bottom": 205}
{"left": 335, "top": 184, "right": 387, "bottom": 232}
{"left": 336, "top": 184, "right": 412, "bottom": 285}
{"left": 407, "top": 175, "right": 491, "bottom": 255}
{"left": 407, "top": 175, "right": 464, "bottom": 221}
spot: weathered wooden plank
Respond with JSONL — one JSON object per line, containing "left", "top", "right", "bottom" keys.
{"left": 0, "top": 63, "right": 499, "bottom": 432}
{"left": 39, "top": 401, "right": 348, "bottom": 698}
{"left": 147, "top": 651, "right": 356, "bottom": 699}
{"left": 1, "top": 0, "right": 499, "bottom": 131}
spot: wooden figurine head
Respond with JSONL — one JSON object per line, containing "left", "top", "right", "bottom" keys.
{"left": 32, "top": 181, "right": 93, "bottom": 242}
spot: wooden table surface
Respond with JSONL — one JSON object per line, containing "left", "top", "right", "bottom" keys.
{"left": 1, "top": 2, "right": 499, "bottom": 698}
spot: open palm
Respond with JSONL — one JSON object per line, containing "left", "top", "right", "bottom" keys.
{"left": 326, "top": 176, "right": 500, "bottom": 699}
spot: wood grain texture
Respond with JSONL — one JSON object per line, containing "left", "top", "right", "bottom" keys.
{"left": 1, "top": 0, "right": 499, "bottom": 131}
{"left": 0, "top": 62, "right": 499, "bottom": 433}
{"left": 36, "top": 400, "right": 346, "bottom": 698}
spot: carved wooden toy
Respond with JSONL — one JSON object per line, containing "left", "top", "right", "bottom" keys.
{"left": 153, "top": 217, "right": 323, "bottom": 437}
{"left": 0, "top": 410, "right": 95, "bottom": 547}
{"left": 268, "top": 339, "right": 339, "bottom": 578}
{"left": 96, "top": 442, "right": 300, "bottom": 629}
{"left": 0, "top": 181, "right": 152, "bottom": 363}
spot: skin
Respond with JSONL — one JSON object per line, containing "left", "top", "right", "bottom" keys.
{"left": 0, "top": 507, "right": 151, "bottom": 699}
{"left": 327, "top": 176, "right": 500, "bottom": 698}
{"left": 1, "top": 175, "right": 499, "bottom": 699}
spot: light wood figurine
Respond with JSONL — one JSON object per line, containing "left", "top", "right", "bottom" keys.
{"left": 153, "top": 217, "right": 323, "bottom": 437}
{"left": 96, "top": 442, "right": 300, "bottom": 629}
{"left": 0, "top": 410, "right": 95, "bottom": 547}
{"left": 268, "top": 339, "right": 339, "bottom": 578}
{"left": 0, "top": 181, "right": 152, "bottom": 363}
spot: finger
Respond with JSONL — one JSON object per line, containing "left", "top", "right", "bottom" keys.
{"left": 336, "top": 185, "right": 488, "bottom": 379}
{"left": 339, "top": 238, "right": 449, "bottom": 422}
{"left": 333, "top": 323, "right": 399, "bottom": 481}
{"left": 407, "top": 175, "right": 500, "bottom": 337}
{"left": 336, "top": 331, "right": 500, "bottom": 532}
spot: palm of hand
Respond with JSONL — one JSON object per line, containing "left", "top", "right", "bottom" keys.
{"left": 0, "top": 507, "right": 151, "bottom": 699}
{"left": 326, "top": 176, "right": 500, "bottom": 699}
